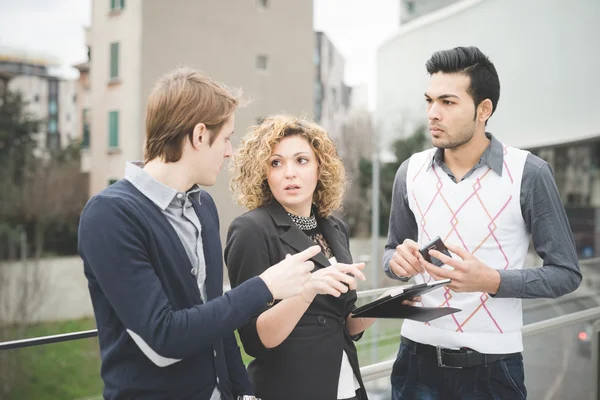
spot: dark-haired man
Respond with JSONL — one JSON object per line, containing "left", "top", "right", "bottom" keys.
{"left": 383, "top": 46, "right": 581, "bottom": 399}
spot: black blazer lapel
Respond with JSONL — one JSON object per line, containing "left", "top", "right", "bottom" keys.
{"left": 318, "top": 215, "right": 353, "bottom": 265}
{"left": 264, "top": 201, "right": 331, "bottom": 269}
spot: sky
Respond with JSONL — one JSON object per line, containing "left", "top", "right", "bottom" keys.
{"left": 0, "top": 0, "right": 399, "bottom": 106}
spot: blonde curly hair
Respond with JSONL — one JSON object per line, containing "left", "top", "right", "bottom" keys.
{"left": 230, "top": 115, "right": 347, "bottom": 217}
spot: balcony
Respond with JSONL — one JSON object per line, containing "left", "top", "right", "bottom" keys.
{"left": 1, "top": 257, "right": 599, "bottom": 399}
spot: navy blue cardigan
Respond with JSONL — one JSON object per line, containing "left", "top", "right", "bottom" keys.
{"left": 78, "top": 180, "right": 272, "bottom": 400}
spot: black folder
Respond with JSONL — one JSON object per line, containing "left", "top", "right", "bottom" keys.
{"left": 351, "top": 279, "right": 461, "bottom": 322}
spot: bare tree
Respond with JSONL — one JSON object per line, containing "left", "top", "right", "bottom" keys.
{"left": 334, "top": 109, "right": 375, "bottom": 237}
{"left": 0, "top": 90, "right": 88, "bottom": 396}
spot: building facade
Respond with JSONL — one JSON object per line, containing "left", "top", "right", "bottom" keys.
{"left": 0, "top": 55, "right": 77, "bottom": 153}
{"left": 399, "top": 0, "right": 462, "bottom": 24}
{"left": 87, "top": 0, "right": 314, "bottom": 240}
{"left": 314, "top": 31, "right": 351, "bottom": 143}
{"left": 377, "top": 0, "right": 600, "bottom": 256}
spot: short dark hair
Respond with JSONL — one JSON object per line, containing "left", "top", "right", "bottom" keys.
{"left": 426, "top": 46, "right": 500, "bottom": 120}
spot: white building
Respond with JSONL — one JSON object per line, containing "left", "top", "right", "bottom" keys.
{"left": 376, "top": 0, "right": 600, "bottom": 150}
{"left": 0, "top": 55, "right": 77, "bottom": 152}
{"left": 399, "top": 0, "right": 462, "bottom": 24}
{"left": 314, "top": 31, "right": 351, "bottom": 142}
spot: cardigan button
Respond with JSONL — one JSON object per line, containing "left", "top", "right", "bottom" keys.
{"left": 191, "top": 268, "right": 198, "bottom": 276}
{"left": 317, "top": 315, "right": 326, "bottom": 326}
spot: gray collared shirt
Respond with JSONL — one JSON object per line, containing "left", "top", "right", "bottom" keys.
{"left": 124, "top": 162, "right": 209, "bottom": 302}
{"left": 124, "top": 162, "right": 221, "bottom": 400}
{"left": 383, "top": 133, "right": 582, "bottom": 299}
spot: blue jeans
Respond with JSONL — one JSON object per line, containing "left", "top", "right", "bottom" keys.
{"left": 391, "top": 342, "right": 527, "bottom": 400}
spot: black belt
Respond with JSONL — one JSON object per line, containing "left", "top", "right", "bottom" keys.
{"left": 401, "top": 336, "right": 519, "bottom": 369}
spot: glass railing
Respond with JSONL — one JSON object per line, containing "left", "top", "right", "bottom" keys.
{"left": 1, "top": 257, "right": 598, "bottom": 400}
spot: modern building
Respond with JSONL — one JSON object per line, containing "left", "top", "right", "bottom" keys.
{"left": 314, "top": 31, "right": 352, "bottom": 143}
{"left": 87, "top": 0, "right": 314, "bottom": 240}
{"left": 399, "top": 0, "right": 462, "bottom": 24}
{"left": 377, "top": 0, "right": 600, "bottom": 255}
{"left": 0, "top": 54, "right": 78, "bottom": 153}
{"left": 73, "top": 30, "right": 92, "bottom": 175}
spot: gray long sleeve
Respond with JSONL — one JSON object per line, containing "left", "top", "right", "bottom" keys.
{"left": 382, "top": 152, "right": 582, "bottom": 299}
{"left": 495, "top": 155, "right": 581, "bottom": 298}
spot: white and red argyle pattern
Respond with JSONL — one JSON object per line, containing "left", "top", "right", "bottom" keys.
{"left": 405, "top": 146, "right": 530, "bottom": 336}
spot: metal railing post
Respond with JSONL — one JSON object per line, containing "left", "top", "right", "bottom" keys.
{"left": 593, "top": 320, "right": 600, "bottom": 400}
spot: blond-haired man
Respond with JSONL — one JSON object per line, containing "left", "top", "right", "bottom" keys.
{"left": 78, "top": 68, "right": 323, "bottom": 400}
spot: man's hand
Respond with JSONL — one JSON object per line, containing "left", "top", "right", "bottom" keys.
{"left": 260, "top": 246, "right": 320, "bottom": 299}
{"left": 417, "top": 244, "right": 501, "bottom": 294}
{"left": 389, "top": 239, "right": 424, "bottom": 278}
{"left": 301, "top": 262, "right": 366, "bottom": 302}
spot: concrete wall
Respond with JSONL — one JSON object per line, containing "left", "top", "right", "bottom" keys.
{"left": 0, "top": 256, "right": 92, "bottom": 324}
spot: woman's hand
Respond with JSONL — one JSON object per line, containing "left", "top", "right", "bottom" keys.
{"left": 300, "top": 262, "right": 366, "bottom": 303}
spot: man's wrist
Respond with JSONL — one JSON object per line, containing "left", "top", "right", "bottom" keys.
{"left": 486, "top": 268, "right": 501, "bottom": 295}
{"left": 389, "top": 263, "right": 410, "bottom": 281}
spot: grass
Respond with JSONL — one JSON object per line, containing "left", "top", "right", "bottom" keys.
{"left": 4, "top": 318, "right": 103, "bottom": 400}
{"left": 2, "top": 318, "right": 402, "bottom": 400}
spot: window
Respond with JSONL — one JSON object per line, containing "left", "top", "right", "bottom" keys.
{"left": 108, "top": 111, "right": 119, "bottom": 148}
{"left": 405, "top": 0, "right": 415, "bottom": 13}
{"left": 48, "top": 119, "right": 58, "bottom": 134}
{"left": 49, "top": 80, "right": 58, "bottom": 95}
{"left": 256, "top": 54, "right": 268, "bottom": 71}
{"left": 81, "top": 109, "right": 90, "bottom": 148}
{"left": 257, "top": 0, "right": 268, "bottom": 9}
{"left": 73, "top": 94, "right": 77, "bottom": 103}
{"left": 108, "top": 179, "right": 118, "bottom": 186}
{"left": 110, "top": 0, "right": 125, "bottom": 11}
{"left": 313, "top": 48, "right": 320, "bottom": 67}
{"left": 110, "top": 42, "right": 120, "bottom": 80}
{"left": 34, "top": 94, "right": 39, "bottom": 102}
{"left": 48, "top": 99, "right": 57, "bottom": 115}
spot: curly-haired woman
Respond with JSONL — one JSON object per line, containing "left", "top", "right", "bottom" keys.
{"left": 225, "top": 115, "right": 375, "bottom": 400}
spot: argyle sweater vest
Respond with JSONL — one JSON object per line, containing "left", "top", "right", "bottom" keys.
{"left": 401, "top": 145, "right": 529, "bottom": 354}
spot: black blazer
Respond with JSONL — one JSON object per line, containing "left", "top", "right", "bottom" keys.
{"left": 224, "top": 200, "right": 367, "bottom": 400}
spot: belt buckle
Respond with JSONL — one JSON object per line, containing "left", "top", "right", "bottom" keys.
{"left": 436, "top": 346, "right": 462, "bottom": 369}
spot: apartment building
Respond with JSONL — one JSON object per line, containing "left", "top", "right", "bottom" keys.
{"left": 87, "top": 0, "right": 313, "bottom": 239}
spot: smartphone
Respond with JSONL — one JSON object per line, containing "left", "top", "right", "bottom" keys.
{"left": 419, "top": 236, "right": 451, "bottom": 267}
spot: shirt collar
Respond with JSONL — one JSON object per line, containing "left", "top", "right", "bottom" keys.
{"left": 426, "top": 132, "right": 504, "bottom": 176}
{"left": 124, "top": 161, "right": 201, "bottom": 210}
